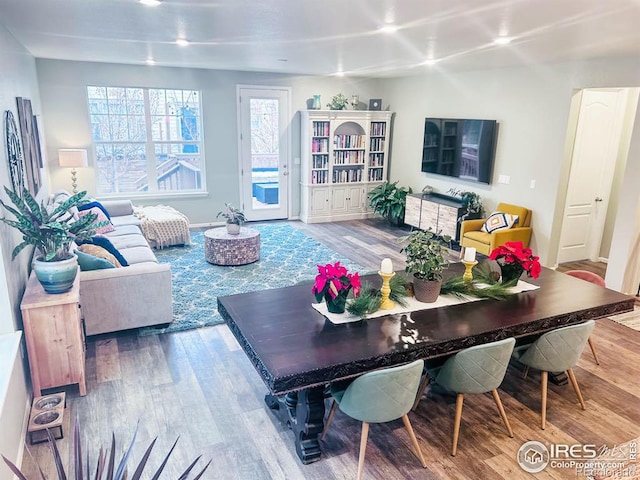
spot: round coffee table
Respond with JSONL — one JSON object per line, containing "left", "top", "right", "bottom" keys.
{"left": 204, "top": 227, "right": 260, "bottom": 265}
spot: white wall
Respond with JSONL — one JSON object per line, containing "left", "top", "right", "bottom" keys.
{"left": 379, "top": 58, "right": 640, "bottom": 269}
{"left": 0, "top": 23, "right": 43, "bottom": 477}
{"left": 36, "top": 59, "right": 383, "bottom": 223}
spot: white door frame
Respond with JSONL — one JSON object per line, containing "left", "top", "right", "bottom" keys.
{"left": 236, "top": 85, "right": 292, "bottom": 221}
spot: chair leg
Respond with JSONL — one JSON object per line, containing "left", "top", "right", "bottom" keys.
{"left": 491, "top": 389, "right": 513, "bottom": 438}
{"left": 402, "top": 414, "right": 427, "bottom": 468}
{"left": 356, "top": 422, "right": 369, "bottom": 480}
{"left": 412, "top": 374, "right": 431, "bottom": 411}
{"left": 587, "top": 336, "right": 600, "bottom": 365}
{"left": 541, "top": 371, "right": 548, "bottom": 430}
{"left": 567, "top": 368, "right": 586, "bottom": 410}
{"left": 452, "top": 393, "right": 464, "bottom": 456}
{"left": 522, "top": 365, "right": 529, "bottom": 379}
{"left": 321, "top": 400, "right": 339, "bottom": 440}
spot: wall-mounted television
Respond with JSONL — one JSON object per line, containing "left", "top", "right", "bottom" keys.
{"left": 421, "top": 118, "right": 497, "bottom": 184}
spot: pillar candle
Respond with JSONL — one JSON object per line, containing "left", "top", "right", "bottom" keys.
{"left": 463, "top": 247, "right": 476, "bottom": 262}
{"left": 380, "top": 258, "right": 393, "bottom": 274}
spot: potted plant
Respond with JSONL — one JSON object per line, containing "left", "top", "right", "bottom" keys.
{"left": 400, "top": 229, "right": 451, "bottom": 302}
{"left": 312, "top": 261, "right": 361, "bottom": 314}
{"left": 489, "top": 241, "right": 541, "bottom": 284}
{"left": 327, "top": 93, "right": 348, "bottom": 110}
{"left": 0, "top": 187, "right": 107, "bottom": 294}
{"left": 368, "top": 181, "right": 413, "bottom": 227}
{"left": 447, "top": 187, "right": 483, "bottom": 222}
{"left": 217, "top": 202, "right": 246, "bottom": 235}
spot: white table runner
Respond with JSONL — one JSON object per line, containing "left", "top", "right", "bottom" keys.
{"left": 312, "top": 280, "right": 540, "bottom": 325}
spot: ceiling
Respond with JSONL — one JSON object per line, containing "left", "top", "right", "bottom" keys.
{"left": 1, "top": 0, "right": 639, "bottom": 77}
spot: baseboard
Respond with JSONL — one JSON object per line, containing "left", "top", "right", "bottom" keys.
{"left": 598, "top": 257, "right": 609, "bottom": 264}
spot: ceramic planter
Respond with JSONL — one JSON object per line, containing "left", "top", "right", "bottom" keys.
{"left": 33, "top": 255, "right": 78, "bottom": 294}
{"left": 413, "top": 275, "right": 441, "bottom": 303}
{"left": 226, "top": 223, "right": 241, "bottom": 235}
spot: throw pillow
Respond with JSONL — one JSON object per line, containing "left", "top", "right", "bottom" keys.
{"left": 481, "top": 212, "right": 519, "bottom": 234}
{"left": 78, "top": 200, "right": 111, "bottom": 220}
{"left": 77, "top": 244, "right": 122, "bottom": 267}
{"left": 75, "top": 249, "right": 116, "bottom": 271}
{"left": 78, "top": 206, "right": 115, "bottom": 234}
{"left": 77, "top": 236, "right": 129, "bottom": 267}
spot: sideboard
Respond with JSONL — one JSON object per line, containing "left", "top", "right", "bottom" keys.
{"left": 405, "top": 193, "right": 479, "bottom": 242}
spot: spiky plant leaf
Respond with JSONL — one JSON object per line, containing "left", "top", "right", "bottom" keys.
{"left": 1, "top": 455, "right": 29, "bottom": 480}
{"left": 106, "top": 434, "right": 116, "bottom": 480}
{"left": 177, "top": 455, "right": 203, "bottom": 480}
{"left": 47, "top": 428, "right": 68, "bottom": 480}
{"left": 191, "top": 459, "right": 212, "bottom": 480}
{"left": 150, "top": 437, "right": 180, "bottom": 480}
{"left": 130, "top": 438, "right": 157, "bottom": 480}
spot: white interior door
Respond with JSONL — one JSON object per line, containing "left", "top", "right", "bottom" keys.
{"left": 237, "top": 86, "right": 290, "bottom": 221}
{"left": 558, "top": 89, "right": 628, "bottom": 263}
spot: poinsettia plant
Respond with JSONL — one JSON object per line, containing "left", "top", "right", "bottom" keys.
{"left": 313, "top": 261, "right": 361, "bottom": 301}
{"left": 489, "top": 241, "right": 542, "bottom": 279}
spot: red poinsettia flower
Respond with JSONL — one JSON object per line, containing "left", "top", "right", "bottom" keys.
{"left": 489, "top": 241, "right": 541, "bottom": 279}
{"left": 313, "top": 261, "right": 361, "bottom": 301}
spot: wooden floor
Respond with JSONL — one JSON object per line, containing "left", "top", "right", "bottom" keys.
{"left": 22, "top": 220, "right": 640, "bottom": 479}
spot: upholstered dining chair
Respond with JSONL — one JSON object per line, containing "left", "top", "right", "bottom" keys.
{"left": 564, "top": 270, "right": 605, "bottom": 364}
{"left": 413, "top": 338, "right": 516, "bottom": 456}
{"left": 512, "top": 320, "right": 595, "bottom": 429}
{"left": 322, "top": 360, "right": 426, "bottom": 480}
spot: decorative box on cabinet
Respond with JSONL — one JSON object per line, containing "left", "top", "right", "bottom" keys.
{"left": 300, "top": 110, "right": 393, "bottom": 223}
{"left": 20, "top": 271, "right": 86, "bottom": 397}
{"left": 404, "top": 193, "right": 480, "bottom": 242}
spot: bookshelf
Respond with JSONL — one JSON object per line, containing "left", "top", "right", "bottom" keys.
{"left": 300, "top": 110, "right": 393, "bottom": 223}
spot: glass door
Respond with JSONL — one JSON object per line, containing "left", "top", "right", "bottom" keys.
{"left": 237, "top": 86, "right": 290, "bottom": 221}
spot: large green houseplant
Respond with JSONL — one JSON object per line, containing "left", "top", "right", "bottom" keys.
{"left": 400, "top": 229, "right": 451, "bottom": 302}
{"left": 368, "top": 181, "right": 413, "bottom": 226}
{"left": 0, "top": 187, "right": 107, "bottom": 293}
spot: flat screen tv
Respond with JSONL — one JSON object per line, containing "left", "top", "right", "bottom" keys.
{"left": 421, "top": 118, "right": 497, "bottom": 184}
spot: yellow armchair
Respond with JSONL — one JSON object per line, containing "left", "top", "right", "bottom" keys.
{"left": 460, "top": 203, "right": 532, "bottom": 256}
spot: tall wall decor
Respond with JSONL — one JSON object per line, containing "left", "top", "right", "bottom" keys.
{"left": 16, "top": 97, "right": 42, "bottom": 195}
{"left": 4, "top": 110, "right": 25, "bottom": 195}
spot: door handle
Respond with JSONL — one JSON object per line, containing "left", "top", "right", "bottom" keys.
{"left": 595, "top": 197, "right": 603, "bottom": 202}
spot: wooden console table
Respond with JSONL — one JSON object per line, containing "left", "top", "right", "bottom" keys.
{"left": 20, "top": 271, "right": 86, "bottom": 396}
{"left": 405, "top": 193, "right": 480, "bottom": 242}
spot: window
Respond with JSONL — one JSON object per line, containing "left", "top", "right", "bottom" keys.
{"left": 87, "top": 86, "right": 204, "bottom": 195}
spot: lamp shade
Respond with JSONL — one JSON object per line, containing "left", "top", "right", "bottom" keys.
{"left": 58, "top": 149, "right": 88, "bottom": 168}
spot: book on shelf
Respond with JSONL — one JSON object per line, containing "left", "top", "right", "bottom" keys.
{"left": 370, "top": 122, "right": 386, "bottom": 136}
{"left": 313, "top": 121, "right": 330, "bottom": 137}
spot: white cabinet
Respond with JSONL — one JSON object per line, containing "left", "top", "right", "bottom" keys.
{"left": 300, "top": 110, "right": 393, "bottom": 223}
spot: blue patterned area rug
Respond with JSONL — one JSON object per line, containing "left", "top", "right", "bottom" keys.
{"left": 140, "top": 223, "right": 367, "bottom": 335}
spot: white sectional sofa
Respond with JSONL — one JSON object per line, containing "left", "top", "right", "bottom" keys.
{"left": 49, "top": 192, "right": 173, "bottom": 335}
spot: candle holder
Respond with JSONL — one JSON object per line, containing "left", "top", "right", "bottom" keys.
{"left": 461, "top": 260, "right": 478, "bottom": 283}
{"left": 379, "top": 271, "right": 396, "bottom": 309}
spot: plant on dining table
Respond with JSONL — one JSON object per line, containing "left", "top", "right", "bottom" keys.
{"left": 489, "top": 241, "right": 541, "bottom": 282}
{"left": 312, "top": 261, "right": 361, "bottom": 313}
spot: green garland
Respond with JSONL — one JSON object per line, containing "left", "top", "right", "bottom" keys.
{"left": 440, "top": 262, "right": 518, "bottom": 300}
{"left": 345, "top": 263, "right": 519, "bottom": 319}
{"left": 346, "top": 275, "right": 408, "bottom": 318}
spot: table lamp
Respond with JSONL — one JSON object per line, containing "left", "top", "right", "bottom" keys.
{"left": 58, "top": 149, "right": 88, "bottom": 194}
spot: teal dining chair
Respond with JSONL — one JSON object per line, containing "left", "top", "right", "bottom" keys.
{"left": 512, "top": 320, "right": 595, "bottom": 429}
{"left": 321, "top": 359, "right": 426, "bottom": 480}
{"left": 413, "top": 338, "right": 516, "bottom": 456}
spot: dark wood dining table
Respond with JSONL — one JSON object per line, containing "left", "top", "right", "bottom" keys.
{"left": 217, "top": 264, "right": 634, "bottom": 464}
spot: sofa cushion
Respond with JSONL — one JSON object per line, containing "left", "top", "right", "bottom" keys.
{"left": 119, "top": 246, "right": 159, "bottom": 265}
{"left": 105, "top": 225, "right": 143, "bottom": 237}
{"left": 78, "top": 206, "right": 115, "bottom": 234}
{"left": 78, "top": 236, "right": 129, "bottom": 267}
{"left": 481, "top": 212, "right": 519, "bottom": 234}
{"left": 108, "top": 234, "right": 150, "bottom": 250}
{"left": 78, "top": 244, "right": 122, "bottom": 267}
{"left": 75, "top": 249, "right": 117, "bottom": 271}
{"left": 79, "top": 200, "right": 111, "bottom": 220}
{"left": 464, "top": 230, "right": 491, "bottom": 245}
{"left": 110, "top": 214, "right": 141, "bottom": 227}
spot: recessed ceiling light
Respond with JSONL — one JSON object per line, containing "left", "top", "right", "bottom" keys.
{"left": 378, "top": 23, "right": 399, "bottom": 34}
{"left": 146, "top": 58, "right": 156, "bottom": 65}
{"left": 493, "top": 36, "right": 513, "bottom": 45}
{"left": 176, "top": 38, "right": 190, "bottom": 47}
{"left": 334, "top": 71, "right": 345, "bottom": 77}
{"left": 139, "top": 0, "right": 162, "bottom": 6}
{"left": 422, "top": 59, "right": 438, "bottom": 66}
